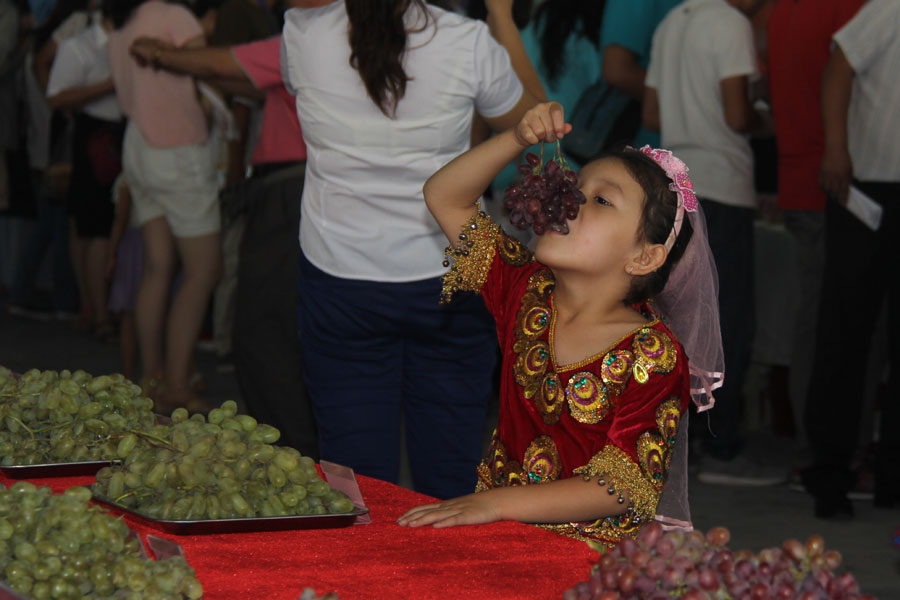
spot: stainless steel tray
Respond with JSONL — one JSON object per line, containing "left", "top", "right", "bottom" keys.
{"left": 92, "top": 494, "right": 369, "bottom": 535}
{"left": 0, "top": 460, "right": 115, "bottom": 479}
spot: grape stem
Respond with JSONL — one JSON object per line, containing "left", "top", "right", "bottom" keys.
{"left": 129, "top": 429, "right": 179, "bottom": 452}
{"left": 8, "top": 415, "right": 34, "bottom": 437}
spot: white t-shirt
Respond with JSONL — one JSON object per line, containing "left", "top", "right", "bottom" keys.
{"left": 833, "top": 0, "right": 900, "bottom": 182}
{"left": 281, "top": 1, "right": 523, "bottom": 282}
{"left": 646, "top": 0, "right": 758, "bottom": 208}
{"left": 47, "top": 22, "right": 121, "bottom": 122}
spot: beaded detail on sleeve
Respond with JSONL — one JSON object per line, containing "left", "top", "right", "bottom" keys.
{"left": 572, "top": 444, "right": 660, "bottom": 544}
{"left": 439, "top": 210, "right": 502, "bottom": 305}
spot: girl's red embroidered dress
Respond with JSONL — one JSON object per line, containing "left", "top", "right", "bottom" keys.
{"left": 442, "top": 211, "right": 691, "bottom": 548}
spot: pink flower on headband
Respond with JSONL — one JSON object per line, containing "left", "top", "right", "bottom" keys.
{"left": 638, "top": 146, "right": 698, "bottom": 212}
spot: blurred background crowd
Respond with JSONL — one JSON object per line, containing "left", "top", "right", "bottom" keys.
{"left": 0, "top": 0, "right": 897, "bottom": 523}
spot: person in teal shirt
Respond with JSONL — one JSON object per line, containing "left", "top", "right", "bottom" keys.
{"left": 489, "top": 2, "right": 604, "bottom": 239}
{"left": 601, "top": 0, "right": 681, "bottom": 148}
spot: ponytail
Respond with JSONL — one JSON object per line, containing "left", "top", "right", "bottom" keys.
{"left": 345, "top": 0, "right": 428, "bottom": 117}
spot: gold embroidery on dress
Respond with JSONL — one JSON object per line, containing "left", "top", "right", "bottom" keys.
{"left": 498, "top": 234, "right": 532, "bottom": 267}
{"left": 656, "top": 398, "right": 682, "bottom": 447}
{"left": 537, "top": 373, "right": 564, "bottom": 424}
{"left": 566, "top": 372, "right": 612, "bottom": 424}
{"left": 632, "top": 328, "right": 677, "bottom": 379}
{"left": 512, "top": 270, "right": 555, "bottom": 411}
{"left": 439, "top": 210, "right": 501, "bottom": 304}
{"left": 476, "top": 433, "right": 561, "bottom": 489}
{"left": 522, "top": 435, "right": 562, "bottom": 483}
{"left": 636, "top": 432, "right": 667, "bottom": 493}
{"left": 600, "top": 350, "right": 634, "bottom": 394}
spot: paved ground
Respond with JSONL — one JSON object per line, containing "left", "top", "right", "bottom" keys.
{"left": 0, "top": 308, "right": 897, "bottom": 598}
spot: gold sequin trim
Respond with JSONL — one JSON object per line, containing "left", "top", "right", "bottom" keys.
{"left": 573, "top": 444, "right": 660, "bottom": 529}
{"left": 600, "top": 350, "right": 634, "bottom": 394}
{"left": 439, "top": 210, "right": 501, "bottom": 304}
{"left": 522, "top": 435, "right": 562, "bottom": 484}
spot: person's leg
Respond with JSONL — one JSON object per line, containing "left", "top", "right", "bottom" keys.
{"left": 697, "top": 200, "right": 755, "bottom": 461}
{"left": 10, "top": 192, "right": 53, "bottom": 308}
{"left": 119, "top": 311, "right": 138, "bottom": 383}
{"left": 402, "top": 281, "right": 497, "bottom": 499}
{"left": 803, "top": 190, "right": 886, "bottom": 517}
{"left": 68, "top": 220, "right": 90, "bottom": 327}
{"left": 782, "top": 209, "right": 825, "bottom": 455}
{"left": 166, "top": 231, "right": 222, "bottom": 394}
{"left": 47, "top": 193, "right": 79, "bottom": 314}
{"left": 213, "top": 214, "right": 245, "bottom": 365}
{"left": 296, "top": 252, "right": 403, "bottom": 482}
{"left": 234, "top": 169, "right": 317, "bottom": 456}
{"left": 85, "top": 237, "right": 111, "bottom": 332}
{"left": 135, "top": 217, "right": 177, "bottom": 387}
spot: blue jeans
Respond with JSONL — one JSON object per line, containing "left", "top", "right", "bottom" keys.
{"left": 296, "top": 252, "right": 497, "bottom": 499}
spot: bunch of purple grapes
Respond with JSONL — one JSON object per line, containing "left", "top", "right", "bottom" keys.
{"left": 562, "top": 523, "right": 873, "bottom": 600}
{"left": 504, "top": 150, "right": 586, "bottom": 235}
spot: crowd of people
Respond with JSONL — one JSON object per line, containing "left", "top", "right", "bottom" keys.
{"left": 0, "top": 0, "right": 897, "bottom": 534}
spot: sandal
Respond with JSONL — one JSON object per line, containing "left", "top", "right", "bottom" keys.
{"left": 155, "top": 388, "right": 217, "bottom": 417}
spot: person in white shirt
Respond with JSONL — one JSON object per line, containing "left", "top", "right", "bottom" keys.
{"left": 45, "top": 5, "right": 123, "bottom": 343}
{"left": 281, "top": 0, "right": 540, "bottom": 499}
{"left": 643, "top": 0, "right": 779, "bottom": 486}
{"left": 803, "top": 0, "right": 900, "bottom": 518}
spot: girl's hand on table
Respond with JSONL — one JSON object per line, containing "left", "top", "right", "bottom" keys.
{"left": 397, "top": 492, "right": 501, "bottom": 528}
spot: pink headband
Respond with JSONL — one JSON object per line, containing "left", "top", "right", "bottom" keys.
{"left": 637, "top": 146, "right": 698, "bottom": 252}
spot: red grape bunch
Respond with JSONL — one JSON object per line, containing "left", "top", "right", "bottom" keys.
{"left": 504, "top": 144, "right": 586, "bottom": 235}
{"left": 563, "top": 523, "right": 874, "bottom": 600}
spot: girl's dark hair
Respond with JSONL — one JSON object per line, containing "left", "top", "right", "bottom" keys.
{"left": 600, "top": 148, "right": 693, "bottom": 306}
{"left": 464, "top": 0, "right": 533, "bottom": 29}
{"left": 109, "top": 0, "right": 150, "bottom": 29}
{"left": 534, "top": 0, "right": 605, "bottom": 85}
{"left": 346, "top": 0, "right": 428, "bottom": 117}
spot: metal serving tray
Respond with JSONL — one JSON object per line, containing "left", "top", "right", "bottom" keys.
{"left": 0, "top": 459, "right": 115, "bottom": 479}
{"left": 92, "top": 495, "right": 369, "bottom": 535}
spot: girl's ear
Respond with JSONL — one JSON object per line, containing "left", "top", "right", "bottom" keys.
{"left": 627, "top": 243, "right": 667, "bottom": 276}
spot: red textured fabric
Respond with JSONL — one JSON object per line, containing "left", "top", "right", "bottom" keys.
{"left": 479, "top": 246, "right": 690, "bottom": 485}
{"left": 0, "top": 472, "right": 596, "bottom": 599}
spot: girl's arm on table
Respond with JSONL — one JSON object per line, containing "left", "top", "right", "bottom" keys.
{"left": 398, "top": 474, "right": 629, "bottom": 528}
{"left": 424, "top": 101, "right": 570, "bottom": 246}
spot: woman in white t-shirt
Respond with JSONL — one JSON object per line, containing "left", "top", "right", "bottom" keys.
{"left": 281, "top": 0, "right": 539, "bottom": 499}
{"left": 46, "top": 7, "right": 123, "bottom": 342}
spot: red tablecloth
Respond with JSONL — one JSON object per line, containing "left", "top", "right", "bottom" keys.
{"left": 0, "top": 472, "right": 596, "bottom": 599}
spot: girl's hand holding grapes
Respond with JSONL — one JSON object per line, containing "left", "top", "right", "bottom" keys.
{"left": 515, "top": 101, "right": 571, "bottom": 146}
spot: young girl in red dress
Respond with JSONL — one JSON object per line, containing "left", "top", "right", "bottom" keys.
{"left": 398, "top": 102, "right": 722, "bottom": 548}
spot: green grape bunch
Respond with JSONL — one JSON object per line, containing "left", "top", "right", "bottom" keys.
{"left": 0, "top": 367, "right": 157, "bottom": 466}
{"left": 92, "top": 400, "right": 356, "bottom": 520}
{"left": 0, "top": 482, "right": 202, "bottom": 599}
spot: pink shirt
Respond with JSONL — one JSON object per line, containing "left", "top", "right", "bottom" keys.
{"left": 232, "top": 36, "right": 306, "bottom": 165}
{"left": 108, "top": 0, "right": 208, "bottom": 148}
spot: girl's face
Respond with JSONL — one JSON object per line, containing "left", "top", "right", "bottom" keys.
{"left": 534, "top": 157, "right": 646, "bottom": 277}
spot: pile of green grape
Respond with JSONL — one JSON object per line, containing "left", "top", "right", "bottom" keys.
{"left": 92, "top": 401, "right": 356, "bottom": 520}
{"left": 0, "top": 367, "right": 157, "bottom": 466}
{"left": 0, "top": 482, "right": 202, "bottom": 599}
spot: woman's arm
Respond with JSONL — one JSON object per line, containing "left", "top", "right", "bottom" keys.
{"left": 33, "top": 38, "right": 57, "bottom": 93}
{"left": 484, "top": 0, "right": 545, "bottom": 103}
{"left": 130, "top": 37, "right": 248, "bottom": 81}
{"left": 819, "top": 44, "right": 854, "bottom": 205}
{"left": 398, "top": 474, "right": 629, "bottom": 528}
{"left": 424, "top": 101, "right": 569, "bottom": 244}
{"left": 47, "top": 78, "right": 115, "bottom": 110}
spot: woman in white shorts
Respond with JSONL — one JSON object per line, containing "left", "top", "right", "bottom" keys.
{"left": 108, "top": 0, "right": 221, "bottom": 412}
